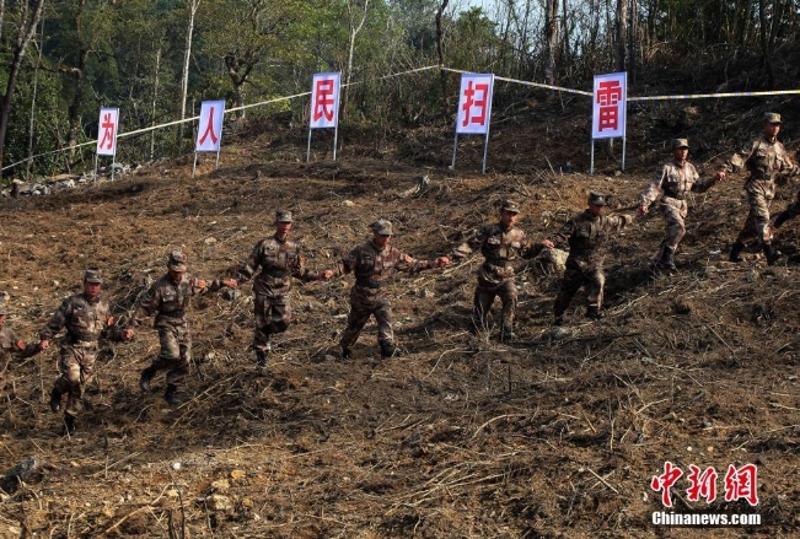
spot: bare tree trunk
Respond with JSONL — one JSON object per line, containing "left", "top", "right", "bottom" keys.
{"left": 758, "top": 0, "right": 774, "bottom": 87}
{"left": 178, "top": 0, "right": 200, "bottom": 141}
{"left": 615, "top": 0, "right": 629, "bottom": 71}
{"left": 435, "top": 0, "right": 450, "bottom": 103}
{"left": 0, "top": 0, "right": 6, "bottom": 45}
{"left": 0, "top": 0, "right": 46, "bottom": 171}
{"left": 150, "top": 46, "right": 161, "bottom": 161}
{"left": 26, "top": 13, "right": 45, "bottom": 178}
{"left": 343, "top": 0, "right": 370, "bottom": 116}
{"left": 628, "top": 0, "right": 637, "bottom": 81}
{"left": 544, "top": 0, "right": 559, "bottom": 84}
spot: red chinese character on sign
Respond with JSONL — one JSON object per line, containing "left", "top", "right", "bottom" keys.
{"left": 313, "top": 79, "right": 335, "bottom": 122}
{"left": 686, "top": 464, "right": 718, "bottom": 503}
{"left": 99, "top": 113, "right": 115, "bottom": 150}
{"left": 461, "top": 81, "right": 489, "bottom": 127}
{"left": 596, "top": 80, "right": 623, "bottom": 132}
{"left": 198, "top": 107, "right": 219, "bottom": 146}
{"left": 650, "top": 461, "right": 683, "bottom": 508}
{"left": 724, "top": 464, "right": 759, "bottom": 506}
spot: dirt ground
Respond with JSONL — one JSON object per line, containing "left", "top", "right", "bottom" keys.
{"left": 0, "top": 111, "right": 799, "bottom": 538}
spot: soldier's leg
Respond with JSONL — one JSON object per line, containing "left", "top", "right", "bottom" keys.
{"left": 754, "top": 184, "right": 779, "bottom": 263}
{"left": 340, "top": 300, "right": 372, "bottom": 356}
{"left": 53, "top": 349, "right": 81, "bottom": 416}
{"left": 374, "top": 301, "right": 397, "bottom": 358}
{"left": 253, "top": 294, "right": 273, "bottom": 366}
{"left": 268, "top": 295, "right": 291, "bottom": 335}
{"left": 586, "top": 268, "right": 606, "bottom": 319}
{"left": 732, "top": 189, "right": 766, "bottom": 261}
{"left": 659, "top": 202, "right": 686, "bottom": 270}
{"left": 164, "top": 325, "right": 190, "bottom": 405}
{"left": 553, "top": 266, "right": 583, "bottom": 323}
{"left": 472, "top": 282, "right": 497, "bottom": 333}
{"left": 498, "top": 280, "right": 518, "bottom": 339}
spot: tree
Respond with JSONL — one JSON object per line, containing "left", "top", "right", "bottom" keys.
{"left": 544, "top": 0, "right": 559, "bottom": 84}
{"left": 178, "top": 0, "right": 200, "bottom": 140}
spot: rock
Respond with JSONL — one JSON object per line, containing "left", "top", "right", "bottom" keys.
{"left": 211, "top": 478, "right": 230, "bottom": 493}
{"left": 0, "top": 457, "right": 44, "bottom": 494}
{"left": 533, "top": 248, "right": 568, "bottom": 274}
{"left": 230, "top": 469, "right": 246, "bottom": 482}
{"left": 171, "top": 462, "right": 182, "bottom": 471}
{"left": 323, "top": 354, "right": 337, "bottom": 362}
{"left": 672, "top": 297, "right": 692, "bottom": 315}
{"left": 342, "top": 199, "right": 355, "bottom": 207}
{"left": 206, "top": 494, "right": 233, "bottom": 513}
{"left": 241, "top": 497, "right": 254, "bottom": 509}
{"left": 204, "top": 237, "right": 218, "bottom": 245}
{"left": 548, "top": 327, "right": 572, "bottom": 340}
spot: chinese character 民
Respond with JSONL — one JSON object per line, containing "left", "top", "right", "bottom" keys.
{"left": 313, "top": 79, "right": 336, "bottom": 122}
{"left": 461, "top": 81, "right": 489, "bottom": 128}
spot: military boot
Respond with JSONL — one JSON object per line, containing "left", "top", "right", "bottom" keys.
{"left": 657, "top": 246, "right": 677, "bottom": 272}
{"left": 500, "top": 326, "right": 517, "bottom": 342}
{"left": 341, "top": 346, "right": 352, "bottom": 360}
{"left": 49, "top": 386, "right": 62, "bottom": 412}
{"left": 379, "top": 342, "right": 398, "bottom": 359}
{"left": 729, "top": 241, "right": 745, "bottom": 263}
{"left": 63, "top": 414, "right": 77, "bottom": 436}
{"left": 586, "top": 306, "right": 604, "bottom": 321}
{"left": 164, "top": 384, "right": 180, "bottom": 406}
{"left": 763, "top": 243, "right": 781, "bottom": 265}
{"left": 139, "top": 366, "right": 156, "bottom": 392}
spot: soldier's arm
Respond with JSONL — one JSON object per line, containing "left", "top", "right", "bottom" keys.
{"left": 721, "top": 140, "right": 758, "bottom": 175}
{"left": 129, "top": 284, "right": 160, "bottom": 327}
{"left": 397, "top": 251, "right": 440, "bottom": 274}
{"left": 639, "top": 166, "right": 666, "bottom": 211}
{"left": 550, "top": 219, "right": 574, "bottom": 250}
{"left": 8, "top": 329, "right": 41, "bottom": 358}
{"left": 521, "top": 231, "right": 553, "bottom": 259}
{"left": 452, "top": 226, "right": 488, "bottom": 259}
{"left": 691, "top": 165, "right": 722, "bottom": 193}
{"left": 290, "top": 246, "right": 323, "bottom": 283}
{"left": 333, "top": 246, "right": 359, "bottom": 277}
{"left": 236, "top": 242, "right": 262, "bottom": 283}
{"left": 192, "top": 276, "right": 238, "bottom": 295}
{"left": 39, "top": 299, "right": 69, "bottom": 341}
{"left": 777, "top": 147, "right": 800, "bottom": 176}
{"left": 606, "top": 213, "right": 635, "bottom": 232}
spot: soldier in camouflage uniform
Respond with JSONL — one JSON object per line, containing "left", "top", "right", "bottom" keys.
{"left": 549, "top": 193, "right": 634, "bottom": 325}
{"left": 337, "top": 219, "right": 450, "bottom": 359}
{"left": 637, "top": 139, "right": 725, "bottom": 272}
{"left": 233, "top": 210, "right": 334, "bottom": 367}
{"left": 0, "top": 299, "right": 40, "bottom": 363}
{"left": 130, "top": 251, "right": 236, "bottom": 405}
{"left": 39, "top": 270, "right": 133, "bottom": 434}
{"left": 453, "top": 199, "right": 554, "bottom": 340}
{"left": 773, "top": 189, "right": 800, "bottom": 229}
{"left": 722, "top": 112, "right": 800, "bottom": 264}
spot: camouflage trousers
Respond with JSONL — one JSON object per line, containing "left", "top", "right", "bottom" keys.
{"left": 554, "top": 259, "right": 605, "bottom": 317}
{"left": 473, "top": 279, "right": 517, "bottom": 333}
{"left": 736, "top": 179, "right": 775, "bottom": 245}
{"left": 254, "top": 293, "right": 290, "bottom": 353}
{"left": 53, "top": 343, "right": 97, "bottom": 417}
{"left": 340, "top": 292, "right": 394, "bottom": 350}
{"left": 660, "top": 197, "right": 688, "bottom": 251}
{"left": 149, "top": 322, "right": 191, "bottom": 386}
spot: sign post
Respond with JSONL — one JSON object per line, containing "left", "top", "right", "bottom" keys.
{"left": 95, "top": 107, "right": 119, "bottom": 180}
{"left": 451, "top": 73, "right": 495, "bottom": 174}
{"left": 591, "top": 71, "right": 627, "bottom": 174}
{"left": 193, "top": 99, "right": 225, "bottom": 178}
{"left": 307, "top": 72, "right": 341, "bottom": 162}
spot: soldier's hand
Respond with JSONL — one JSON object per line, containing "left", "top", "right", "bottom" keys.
{"left": 541, "top": 240, "right": 555, "bottom": 249}
{"left": 39, "top": 339, "right": 49, "bottom": 351}
{"left": 435, "top": 256, "right": 451, "bottom": 268}
{"left": 15, "top": 340, "right": 27, "bottom": 351}
{"left": 193, "top": 278, "right": 207, "bottom": 290}
{"left": 717, "top": 170, "right": 727, "bottom": 181}
{"left": 319, "top": 269, "right": 335, "bottom": 281}
{"left": 636, "top": 205, "right": 648, "bottom": 219}
{"left": 122, "top": 328, "right": 135, "bottom": 341}
{"left": 222, "top": 279, "right": 238, "bottom": 289}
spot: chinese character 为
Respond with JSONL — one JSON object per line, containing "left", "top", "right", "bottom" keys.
{"left": 724, "top": 464, "right": 759, "bottom": 506}
{"left": 99, "top": 113, "right": 116, "bottom": 150}
{"left": 198, "top": 107, "right": 219, "bottom": 146}
{"left": 596, "top": 80, "right": 623, "bottom": 132}
{"left": 686, "top": 465, "right": 718, "bottom": 503}
{"left": 313, "top": 79, "right": 336, "bottom": 122}
{"left": 650, "top": 461, "right": 683, "bottom": 508}
{"left": 461, "top": 81, "right": 489, "bottom": 128}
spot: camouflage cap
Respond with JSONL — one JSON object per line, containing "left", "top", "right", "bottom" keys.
{"left": 672, "top": 138, "right": 689, "bottom": 150}
{"left": 764, "top": 112, "right": 782, "bottom": 124}
{"left": 275, "top": 210, "right": 293, "bottom": 223}
{"left": 83, "top": 269, "right": 103, "bottom": 284}
{"left": 167, "top": 250, "right": 188, "bottom": 272}
{"left": 500, "top": 199, "right": 520, "bottom": 213}
{"left": 371, "top": 219, "right": 394, "bottom": 236}
{"left": 588, "top": 191, "right": 608, "bottom": 206}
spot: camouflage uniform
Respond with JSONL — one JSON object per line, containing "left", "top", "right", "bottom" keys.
{"left": 339, "top": 220, "right": 437, "bottom": 358}
{"left": 133, "top": 251, "right": 224, "bottom": 402}
{"left": 725, "top": 113, "right": 800, "bottom": 262}
{"left": 639, "top": 139, "right": 721, "bottom": 269}
{"left": 453, "top": 200, "right": 544, "bottom": 337}
{"left": 553, "top": 193, "right": 634, "bottom": 322}
{"left": 40, "top": 271, "right": 123, "bottom": 420}
{"left": 237, "top": 211, "right": 317, "bottom": 363}
{"left": 0, "top": 303, "right": 39, "bottom": 362}
{"left": 774, "top": 189, "right": 800, "bottom": 228}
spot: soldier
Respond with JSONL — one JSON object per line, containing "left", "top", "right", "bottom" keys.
{"left": 130, "top": 251, "right": 236, "bottom": 405}
{"left": 722, "top": 112, "right": 800, "bottom": 264}
{"left": 637, "top": 139, "right": 725, "bottom": 272}
{"left": 453, "top": 199, "right": 554, "bottom": 340}
{"left": 0, "top": 298, "right": 41, "bottom": 362}
{"left": 232, "top": 210, "right": 334, "bottom": 367}
{"left": 337, "top": 219, "right": 450, "bottom": 359}
{"left": 549, "top": 192, "right": 634, "bottom": 325}
{"left": 38, "top": 270, "right": 133, "bottom": 434}
{"left": 773, "top": 189, "right": 800, "bottom": 229}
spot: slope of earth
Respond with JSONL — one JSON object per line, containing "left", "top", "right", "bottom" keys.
{"left": 0, "top": 118, "right": 799, "bottom": 538}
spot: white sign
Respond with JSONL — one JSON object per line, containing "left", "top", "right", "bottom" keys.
{"left": 96, "top": 107, "right": 119, "bottom": 156}
{"left": 195, "top": 100, "right": 225, "bottom": 152}
{"left": 592, "top": 72, "right": 627, "bottom": 140}
{"left": 309, "top": 72, "right": 341, "bottom": 129}
{"left": 455, "top": 73, "right": 494, "bottom": 135}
